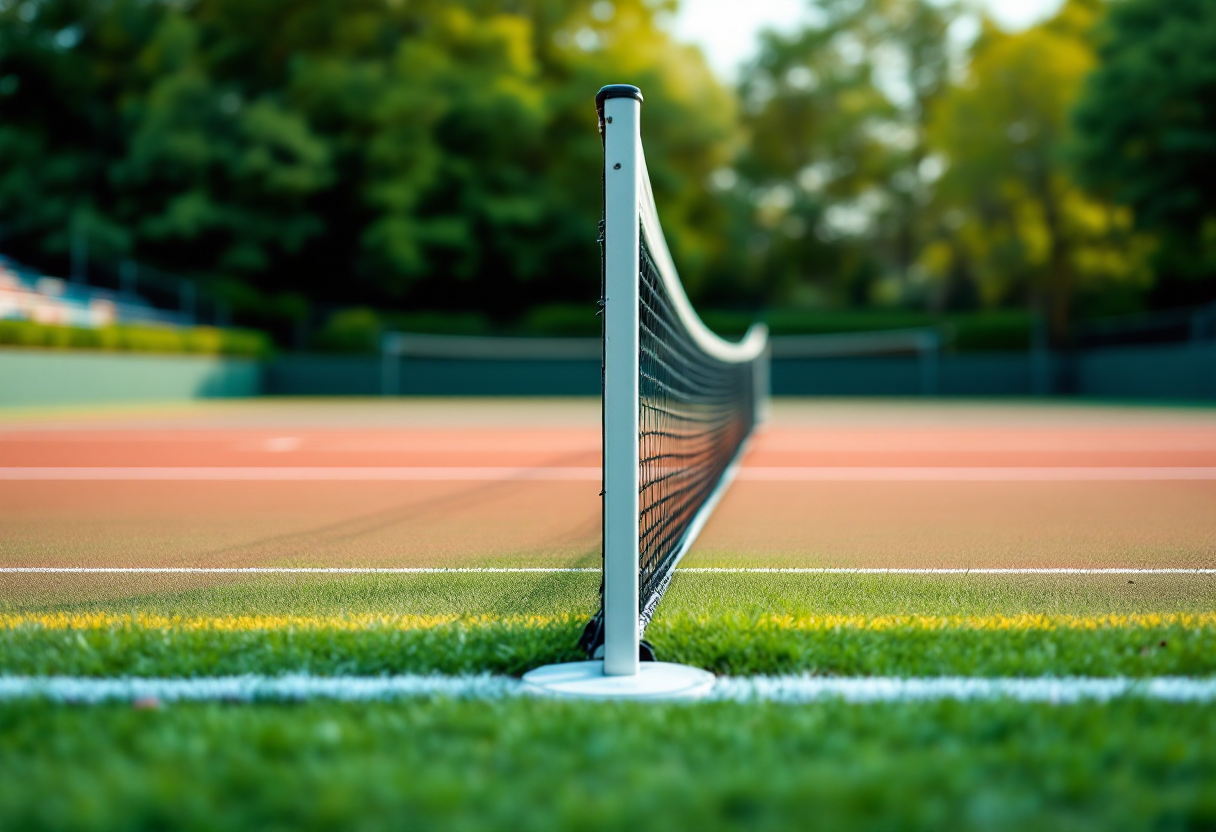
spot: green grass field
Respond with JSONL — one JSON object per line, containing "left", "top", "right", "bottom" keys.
{"left": 3, "top": 399, "right": 1214, "bottom": 830}
{"left": 2, "top": 573, "right": 1214, "bottom": 677}
{"left": 4, "top": 698, "right": 1216, "bottom": 831}
{"left": 4, "top": 574, "right": 1215, "bottom": 829}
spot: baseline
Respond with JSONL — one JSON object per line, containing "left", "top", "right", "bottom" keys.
{"left": 3, "top": 466, "right": 1216, "bottom": 481}
{"left": 1, "top": 674, "right": 1215, "bottom": 703}
{"left": 3, "top": 567, "right": 1215, "bottom": 575}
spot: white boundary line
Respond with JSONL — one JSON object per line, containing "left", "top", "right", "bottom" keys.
{"left": 736, "top": 467, "right": 1216, "bottom": 482}
{"left": 678, "top": 567, "right": 1216, "bottom": 575}
{"left": 4, "top": 466, "right": 1215, "bottom": 481}
{"left": 0, "top": 467, "right": 602, "bottom": 481}
{"left": 2, "top": 567, "right": 1213, "bottom": 575}
{"left": 1, "top": 674, "right": 1215, "bottom": 703}
{"left": 0, "top": 567, "right": 601, "bottom": 574}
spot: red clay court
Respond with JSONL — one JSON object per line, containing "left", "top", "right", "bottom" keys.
{"left": 2, "top": 398, "right": 1214, "bottom": 576}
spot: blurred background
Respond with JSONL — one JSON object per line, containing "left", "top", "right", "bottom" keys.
{"left": 1, "top": 0, "right": 1214, "bottom": 402}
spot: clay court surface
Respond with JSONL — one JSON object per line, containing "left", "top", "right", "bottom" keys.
{"left": 1, "top": 398, "right": 1215, "bottom": 581}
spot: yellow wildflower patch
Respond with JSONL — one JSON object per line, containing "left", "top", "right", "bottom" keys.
{"left": 2, "top": 611, "right": 1212, "bottom": 633}
{"left": 0, "top": 613, "right": 573, "bottom": 632}
{"left": 727, "top": 613, "right": 1216, "bottom": 631}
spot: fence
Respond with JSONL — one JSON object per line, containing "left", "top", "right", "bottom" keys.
{"left": 4, "top": 315, "right": 1214, "bottom": 407}
{"left": 265, "top": 328, "right": 1215, "bottom": 399}
{"left": 0, "top": 350, "right": 260, "bottom": 407}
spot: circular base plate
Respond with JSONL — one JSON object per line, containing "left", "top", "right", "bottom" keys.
{"left": 522, "top": 661, "right": 715, "bottom": 700}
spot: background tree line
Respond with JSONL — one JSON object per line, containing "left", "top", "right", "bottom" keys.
{"left": 0, "top": 0, "right": 1213, "bottom": 346}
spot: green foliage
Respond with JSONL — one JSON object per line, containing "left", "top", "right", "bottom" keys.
{"left": 923, "top": 1, "right": 1155, "bottom": 343}
{"left": 2, "top": 0, "right": 1212, "bottom": 335}
{"left": 0, "top": 319, "right": 271, "bottom": 356}
{"left": 1071, "top": 0, "right": 1216, "bottom": 289}
{"left": 0, "top": 0, "right": 732, "bottom": 320}
{"left": 518, "top": 303, "right": 602, "bottom": 336}
{"left": 308, "top": 308, "right": 381, "bottom": 353}
{"left": 3, "top": 698, "right": 1216, "bottom": 832}
{"left": 386, "top": 310, "right": 491, "bottom": 336}
{"left": 724, "top": 0, "right": 1211, "bottom": 329}
{"left": 727, "top": 0, "right": 959, "bottom": 308}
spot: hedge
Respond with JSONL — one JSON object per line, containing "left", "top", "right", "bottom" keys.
{"left": 312, "top": 305, "right": 1036, "bottom": 353}
{"left": 0, "top": 320, "right": 272, "bottom": 358}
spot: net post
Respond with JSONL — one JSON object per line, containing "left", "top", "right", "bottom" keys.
{"left": 600, "top": 86, "right": 643, "bottom": 677}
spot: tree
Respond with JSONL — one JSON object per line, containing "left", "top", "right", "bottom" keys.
{"left": 726, "top": 0, "right": 960, "bottom": 310}
{"left": 923, "top": 0, "right": 1152, "bottom": 341}
{"left": 0, "top": 0, "right": 736, "bottom": 330}
{"left": 849, "top": 0, "right": 959, "bottom": 297}
{"left": 1071, "top": 0, "right": 1216, "bottom": 299}
{"left": 729, "top": 7, "right": 898, "bottom": 307}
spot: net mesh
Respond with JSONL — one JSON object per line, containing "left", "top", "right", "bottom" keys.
{"left": 635, "top": 223, "right": 759, "bottom": 626}
{"left": 580, "top": 160, "right": 764, "bottom": 657}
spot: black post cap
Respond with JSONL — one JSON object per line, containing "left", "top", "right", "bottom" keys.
{"left": 595, "top": 84, "right": 643, "bottom": 117}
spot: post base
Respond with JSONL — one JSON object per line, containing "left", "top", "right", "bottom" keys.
{"left": 521, "top": 660, "right": 714, "bottom": 700}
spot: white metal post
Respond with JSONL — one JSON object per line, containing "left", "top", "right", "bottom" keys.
{"left": 518, "top": 85, "right": 714, "bottom": 699}
{"left": 601, "top": 93, "right": 642, "bottom": 677}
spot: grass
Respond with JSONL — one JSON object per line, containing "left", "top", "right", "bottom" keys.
{"left": 2, "top": 570, "right": 1213, "bottom": 830}
{"left": 0, "top": 571, "right": 599, "bottom": 619}
{"left": 2, "top": 610, "right": 1214, "bottom": 678}
{"left": 2, "top": 573, "right": 1214, "bottom": 677}
{"left": 4, "top": 571, "right": 1211, "bottom": 619}
{"left": 652, "top": 612, "right": 1216, "bottom": 676}
{"left": 3, "top": 697, "right": 1215, "bottom": 831}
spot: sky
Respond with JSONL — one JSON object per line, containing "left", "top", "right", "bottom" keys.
{"left": 670, "top": 0, "right": 1065, "bottom": 80}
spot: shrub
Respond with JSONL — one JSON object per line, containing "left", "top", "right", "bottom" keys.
{"left": 0, "top": 320, "right": 272, "bottom": 357}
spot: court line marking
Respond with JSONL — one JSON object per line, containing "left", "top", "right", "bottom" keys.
{"left": 680, "top": 567, "right": 1216, "bottom": 575}
{"left": 1, "top": 674, "right": 1214, "bottom": 703}
{"left": 3, "top": 466, "right": 1216, "bottom": 481}
{"left": 0, "top": 567, "right": 600, "bottom": 574}
{"left": 0, "top": 467, "right": 602, "bottom": 481}
{"left": 2, "top": 567, "right": 1213, "bottom": 575}
{"left": 738, "top": 467, "right": 1216, "bottom": 481}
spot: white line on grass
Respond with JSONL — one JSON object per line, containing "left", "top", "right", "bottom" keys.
{"left": 1, "top": 674, "right": 1215, "bottom": 703}
{"left": 4, "top": 466, "right": 1216, "bottom": 481}
{"left": 710, "top": 676, "right": 1216, "bottom": 704}
{"left": 2, "top": 567, "right": 1213, "bottom": 575}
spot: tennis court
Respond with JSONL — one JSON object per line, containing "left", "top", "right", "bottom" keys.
{"left": 4, "top": 74, "right": 1216, "bottom": 831}
{"left": 3, "top": 397, "right": 1213, "bottom": 620}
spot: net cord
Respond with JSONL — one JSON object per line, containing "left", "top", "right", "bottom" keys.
{"left": 637, "top": 150, "right": 768, "bottom": 364}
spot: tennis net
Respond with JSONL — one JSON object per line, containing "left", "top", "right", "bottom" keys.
{"left": 582, "top": 85, "right": 769, "bottom": 672}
